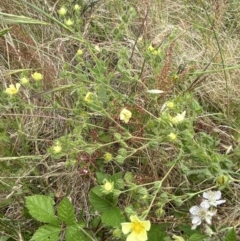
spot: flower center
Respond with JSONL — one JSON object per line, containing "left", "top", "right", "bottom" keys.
{"left": 104, "top": 182, "right": 112, "bottom": 191}
{"left": 132, "top": 221, "right": 144, "bottom": 234}
{"left": 198, "top": 209, "right": 207, "bottom": 219}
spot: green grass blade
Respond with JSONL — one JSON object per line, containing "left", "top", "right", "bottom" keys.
{"left": 0, "top": 12, "right": 50, "bottom": 25}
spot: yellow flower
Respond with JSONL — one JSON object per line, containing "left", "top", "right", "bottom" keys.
{"left": 101, "top": 180, "right": 114, "bottom": 194}
{"left": 166, "top": 101, "right": 174, "bottom": 109}
{"left": 65, "top": 19, "right": 74, "bottom": 26}
{"left": 20, "top": 77, "right": 29, "bottom": 85}
{"left": 58, "top": 7, "right": 67, "bottom": 16}
{"left": 5, "top": 83, "right": 21, "bottom": 95}
{"left": 153, "top": 49, "right": 161, "bottom": 55}
{"left": 147, "top": 45, "right": 154, "bottom": 52}
{"left": 32, "top": 72, "right": 43, "bottom": 81}
{"left": 171, "top": 111, "right": 186, "bottom": 125}
{"left": 103, "top": 152, "right": 113, "bottom": 162}
{"left": 168, "top": 133, "right": 177, "bottom": 141}
{"left": 121, "top": 215, "right": 151, "bottom": 241}
{"left": 94, "top": 45, "right": 101, "bottom": 52}
{"left": 172, "top": 235, "right": 185, "bottom": 241}
{"left": 84, "top": 92, "right": 93, "bottom": 102}
{"left": 77, "top": 49, "right": 83, "bottom": 55}
{"left": 74, "top": 4, "right": 81, "bottom": 11}
{"left": 120, "top": 108, "right": 132, "bottom": 123}
{"left": 53, "top": 143, "right": 62, "bottom": 154}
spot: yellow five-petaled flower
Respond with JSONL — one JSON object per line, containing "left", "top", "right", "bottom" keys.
{"left": 121, "top": 215, "right": 151, "bottom": 241}
{"left": 120, "top": 108, "right": 132, "bottom": 123}
{"left": 32, "top": 72, "right": 43, "bottom": 81}
{"left": 5, "top": 83, "right": 21, "bottom": 95}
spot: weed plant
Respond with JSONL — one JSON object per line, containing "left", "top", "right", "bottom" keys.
{"left": 0, "top": 0, "right": 240, "bottom": 241}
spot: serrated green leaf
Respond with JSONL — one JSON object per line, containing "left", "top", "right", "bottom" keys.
{"left": 57, "top": 197, "right": 75, "bottom": 225}
{"left": 66, "top": 225, "right": 92, "bottom": 241}
{"left": 89, "top": 191, "right": 111, "bottom": 213}
{"left": 96, "top": 172, "right": 110, "bottom": 184}
{"left": 147, "top": 224, "right": 167, "bottom": 241}
{"left": 225, "top": 228, "right": 236, "bottom": 241}
{"left": 189, "top": 233, "right": 208, "bottom": 241}
{"left": 25, "top": 195, "right": 59, "bottom": 225}
{"left": 101, "top": 207, "right": 125, "bottom": 227}
{"left": 30, "top": 225, "right": 61, "bottom": 241}
{"left": 110, "top": 172, "right": 122, "bottom": 185}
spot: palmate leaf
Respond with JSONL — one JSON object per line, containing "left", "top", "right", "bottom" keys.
{"left": 57, "top": 197, "right": 75, "bottom": 225}
{"left": 101, "top": 207, "right": 125, "bottom": 227}
{"left": 30, "top": 225, "right": 61, "bottom": 241}
{"left": 225, "top": 228, "right": 236, "bottom": 241}
{"left": 25, "top": 195, "right": 59, "bottom": 225}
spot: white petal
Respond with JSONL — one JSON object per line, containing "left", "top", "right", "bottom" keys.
{"left": 190, "top": 206, "right": 200, "bottom": 215}
{"left": 146, "top": 89, "right": 164, "bottom": 94}
{"left": 191, "top": 224, "right": 198, "bottom": 230}
{"left": 121, "top": 223, "right": 132, "bottom": 234}
{"left": 200, "top": 200, "right": 210, "bottom": 209}
{"left": 214, "top": 191, "right": 222, "bottom": 200}
{"left": 208, "top": 210, "right": 217, "bottom": 216}
{"left": 192, "top": 216, "right": 201, "bottom": 225}
{"left": 203, "top": 192, "right": 209, "bottom": 199}
{"left": 216, "top": 200, "right": 225, "bottom": 205}
{"left": 205, "top": 216, "right": 212, "bottom": 225}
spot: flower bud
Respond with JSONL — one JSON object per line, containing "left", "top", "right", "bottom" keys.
{"left": 101, "top": 180, "right": 114, "bottom": 194}
{"left": 20, "top": 77, "right": 29, "bottom": 85}
{"left": 103, "top": 152, "right": 113, "bottom": 163}
{"left": 58, "top": 7, "right": 67, "bottom": 16}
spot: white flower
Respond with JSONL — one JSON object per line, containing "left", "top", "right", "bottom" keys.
{"left": 171, "top": 111, "right": 186, "bottom": 125}
{"left": 203, "top": 190, "right": 225, "bottom": 207}
{"left": 190, "top": 201, "right": 216, "bottom": 229}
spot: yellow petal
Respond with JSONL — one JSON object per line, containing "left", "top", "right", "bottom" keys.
{"left": 121, "top": 223, "right": 132, "bottom": 234}
{"left": 127, "top": 231, "right": 139, "bottom": 241}
{"left": 136, "top": 229, "right": 148, "bottom": 241}
{"left": 16, "top": 83, "right": 21, "bottom": 90}
{"left": 141, "top": 220, "right": 151, "bottom": 231}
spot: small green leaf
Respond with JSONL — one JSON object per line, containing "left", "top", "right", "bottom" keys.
{"left": 101, "top": 207, "right": 125, "bottom": 227}
{"left": 66, "top": 225, "right": 92, "bottom": 241}
{"left": 225, "top": 228, "right": 236, "bottom": 241}
{"left": 57, "top": 197, "right": 76, "bottom": 225}
{"left": 189, "top": 233, "right": 208, "bottom": 241}
{"left": 25, "top": 195, "right": 59, "bottom": 225}
{"left": 89, "top": 191, "right": 111, "bottom": 213}
{"left": 30, "top": 225, "right": 61, "bottom": 241}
